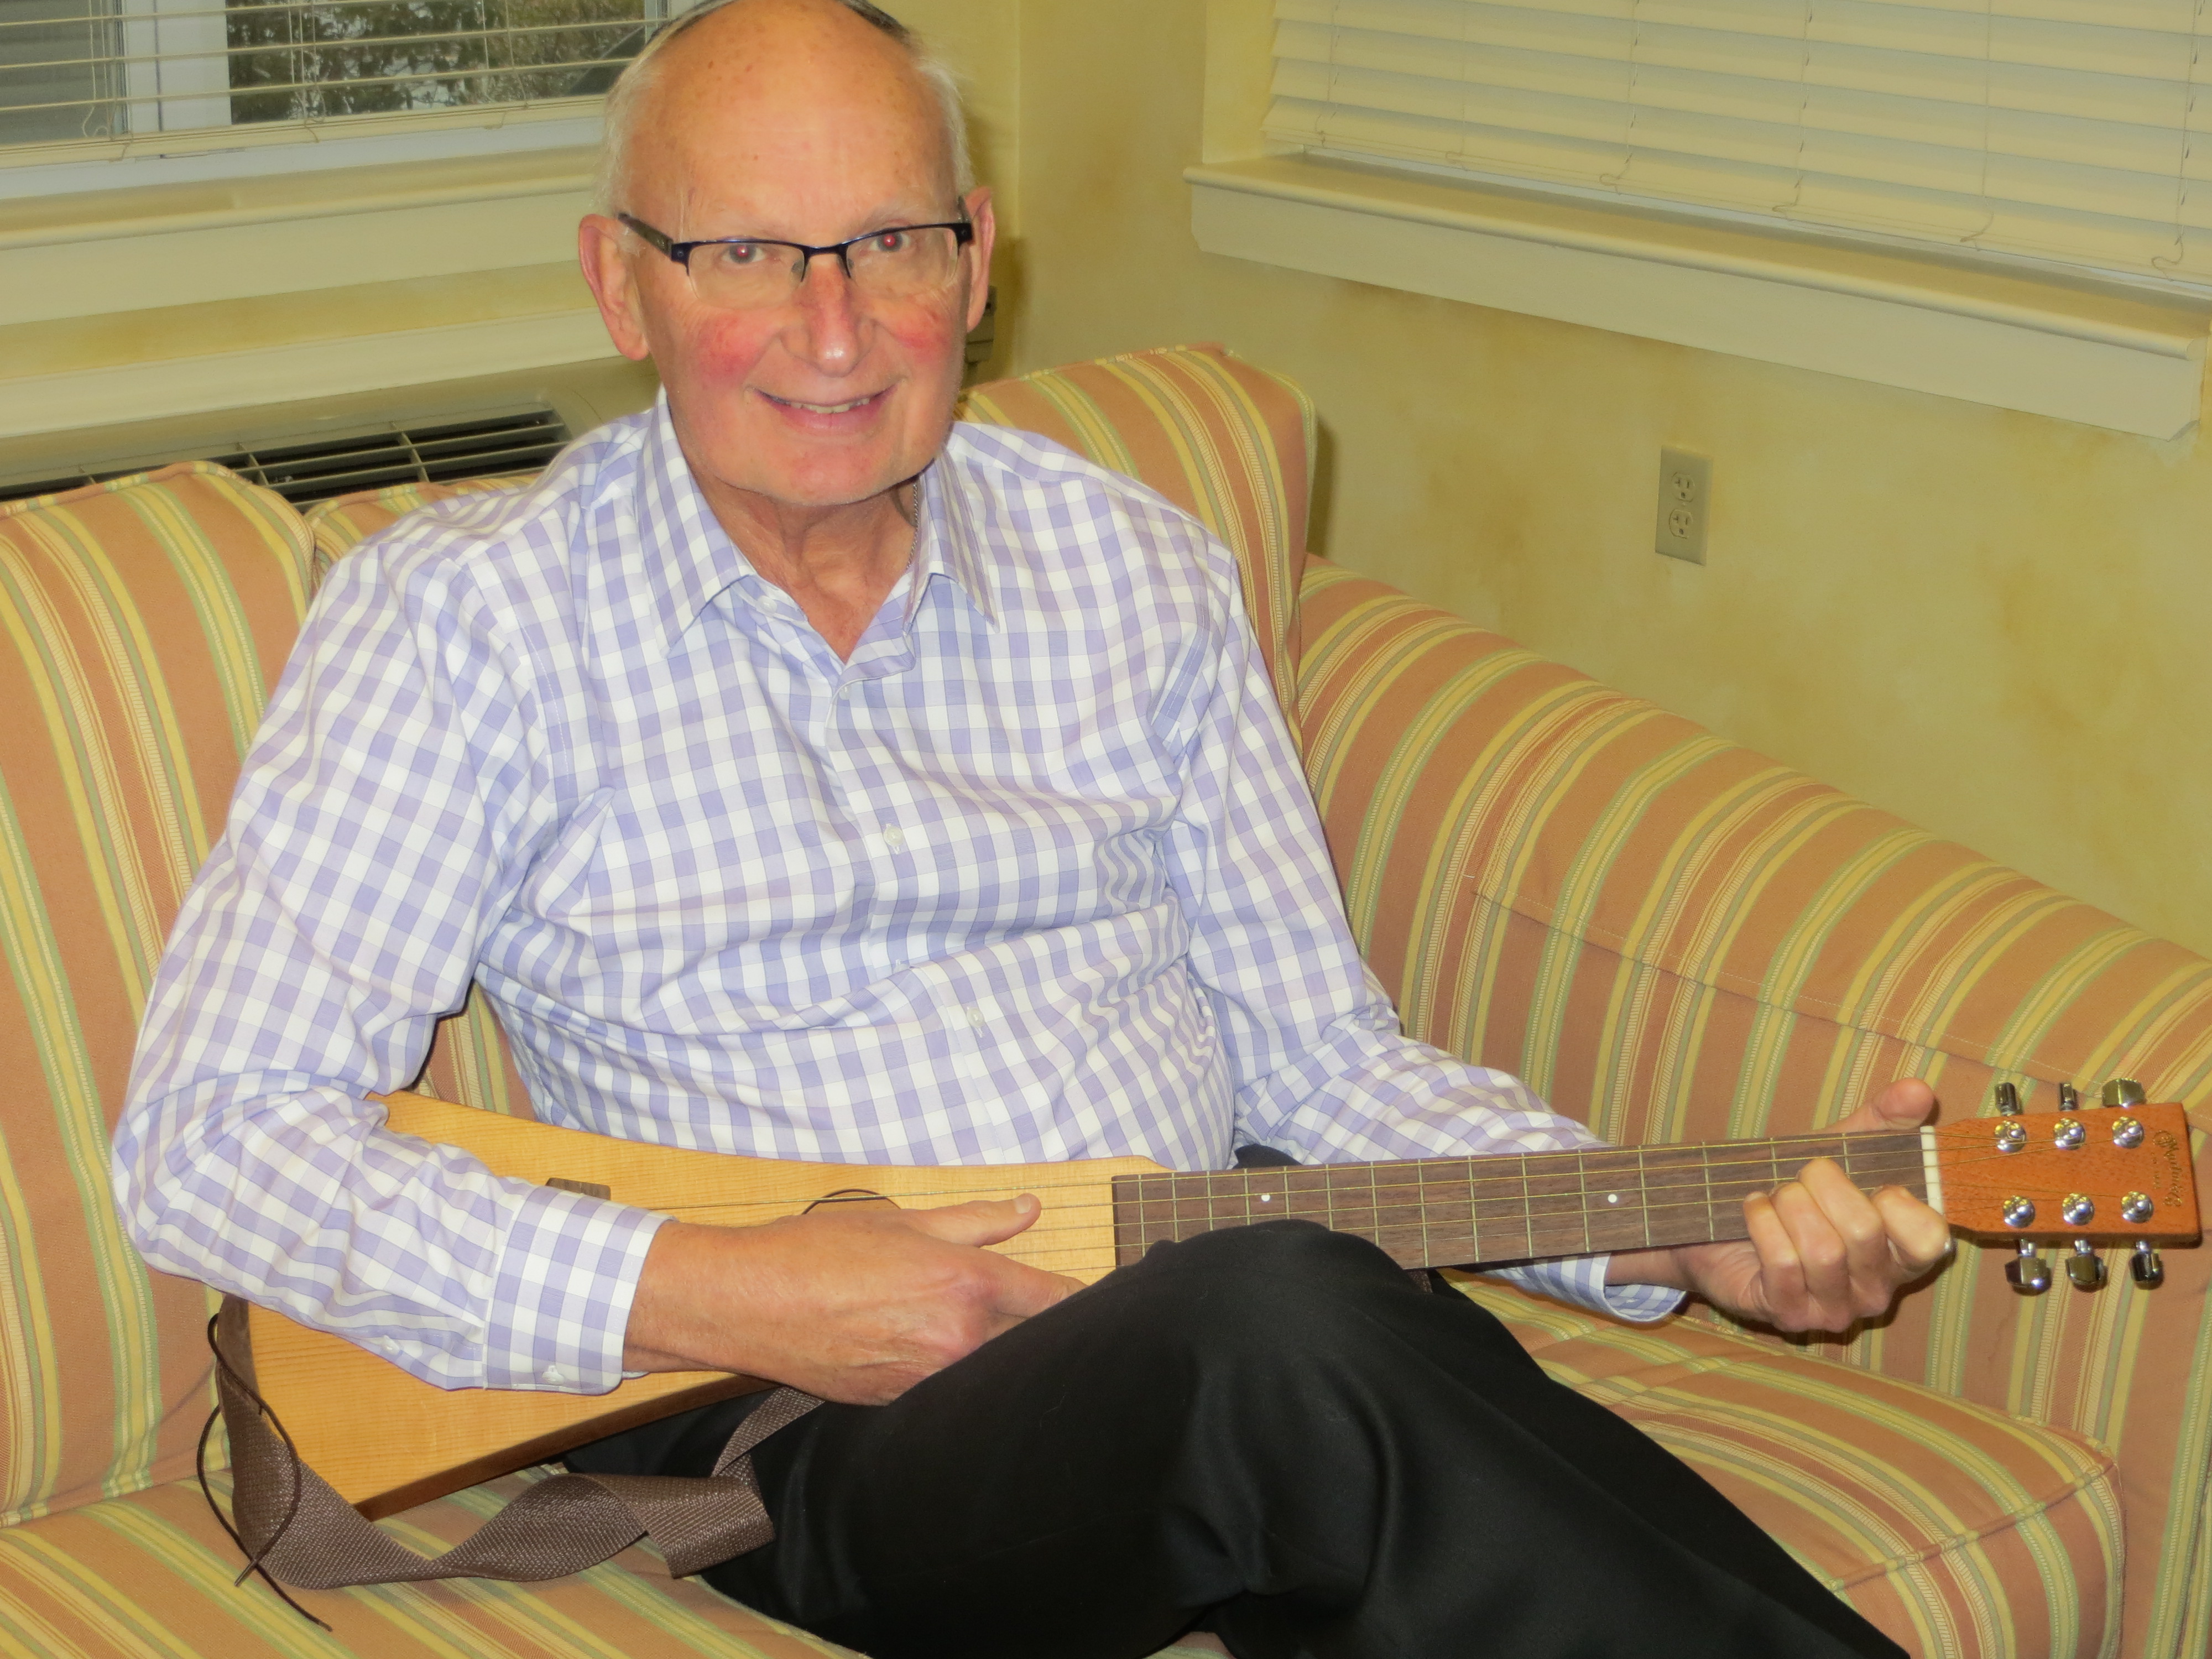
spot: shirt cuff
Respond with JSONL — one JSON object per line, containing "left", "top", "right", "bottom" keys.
{"left": 482, "top": 1184, "right": 669, "bottom": 1392}
{"left": 1488, "top": 1253, "right": 1686, "bottom": 1324}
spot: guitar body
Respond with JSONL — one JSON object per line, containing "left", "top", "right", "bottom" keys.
{"left": 249, "top": 1093, "right": 1164, "bottom": 1518}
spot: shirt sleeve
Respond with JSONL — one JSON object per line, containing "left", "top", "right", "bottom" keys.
{"left": 1157, "top": 540, "right": 1683, "bottom": 1325}
{"left": 112, "top": 538, "right": 664, "bottom": 1393}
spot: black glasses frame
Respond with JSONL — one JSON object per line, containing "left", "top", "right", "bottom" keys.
{"left": 618, "top": 213, "right": 975, "bottom": 286}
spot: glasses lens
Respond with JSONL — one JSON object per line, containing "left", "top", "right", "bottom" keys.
{"left": 689, "top": 240, "right": 802, "bottom": 307}
{"left": 847, "top": 227, "right": 963, "bottom": 300}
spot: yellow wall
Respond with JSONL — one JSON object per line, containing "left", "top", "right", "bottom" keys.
{"left": 991, "top": 0, "right": 2212, "bottom": 963}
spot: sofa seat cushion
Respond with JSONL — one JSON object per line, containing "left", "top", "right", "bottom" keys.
{"left": 0, "top": 1470, "right": 1228, "bottom": 1658}
{"left": 1448, "top": 1273, "right": 2122, "bottom": 1659}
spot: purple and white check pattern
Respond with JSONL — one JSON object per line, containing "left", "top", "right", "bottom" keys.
{"left": 115, "top": 403, "right": 1679, "bottom": 1396}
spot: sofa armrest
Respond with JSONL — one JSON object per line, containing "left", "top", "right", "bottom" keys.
{"left": 1293, "top": 557, "right": 2212, "bottom": 1657}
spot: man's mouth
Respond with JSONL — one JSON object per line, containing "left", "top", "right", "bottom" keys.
{"left": 761, "top": 389, "right": 886, "bottom": 416}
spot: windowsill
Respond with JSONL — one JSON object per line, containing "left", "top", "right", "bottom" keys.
{"left": 1186, "top": 153, "right": 2209, "bottom": 440}
{"left": 0, "top": 142, "right": 594, "bottom": 253}
{"left": 0, "top": 146, "right": 614, "bottom": 445}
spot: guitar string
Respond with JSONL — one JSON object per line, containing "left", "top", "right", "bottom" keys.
{"left": 606, "top": 1140, "right": 2150, "bottom": 1220}
{"left": 632, "top": 1166, "right": 2146, "bottom": 1240}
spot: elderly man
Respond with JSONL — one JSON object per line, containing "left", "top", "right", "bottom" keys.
{"left": 116, "top": 1, "right": 1949, "bottom": 1654}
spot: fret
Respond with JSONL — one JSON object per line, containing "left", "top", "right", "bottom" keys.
{"left": 1371, "top": 1160, "right": 1426, "bottom": 1265}
{"left": 1578, "top": 1147, "right": 1648, "bottom": 1255}
{"left": 1839, "top": 1133, "right": 1928, "bottom": 1202}
{"left": 1521, "top": 1150, "right": 1586, "bottom": 1258}
{"left": 1636, "top": 1145, "right": 1713, "bottom": 1250}
{"left": 1325, "top": 1161, "right": 1378, "bottom": 1250}
{"left": 1470, "top": 1158, "right": 1530, "bottom": 1260}
{"left": 1416, "top": 1159, "right": 1475, "bottom": 1263}
{"left": 1284, "top": 1165, "right": 1333, "bottom": 1223}
{"left": 1636, "top": 1145, "right": 1651, "bottom": 1249}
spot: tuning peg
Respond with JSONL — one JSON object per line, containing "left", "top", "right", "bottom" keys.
{"left": 2058, "top": 1082, "right": 2079, "bottom": 1112}
{"left": 2006, "top": 1240, "right": 2051, "bottom": 1295}
{"left": 1994, "top": 1081, "right": 2022, "bottom": 1115}
{"left": 2131, "top": 1241, "right": 2165, "bottom": 1288}
{"left": 2065, "top": 1239, "right": 2107, "bottom": 1291}
{"left": 2101, "top": 1077, "right": 2147, "bottom": 1109}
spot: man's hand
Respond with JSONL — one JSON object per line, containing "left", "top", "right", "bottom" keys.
{"left": 1607, "top": 1079, "right": 1953, "bottom": 1332}
{"left": 622, "top": 1198, "right": 1084, "bottom": 1405}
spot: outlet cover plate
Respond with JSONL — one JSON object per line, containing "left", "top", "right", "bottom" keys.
{"left": 1656, "top": 448, "right": 1711, "bottom": 564}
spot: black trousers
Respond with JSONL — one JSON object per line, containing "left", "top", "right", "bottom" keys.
{"left": 568, "top": 1222, "right": 1903, "bottom": 1659}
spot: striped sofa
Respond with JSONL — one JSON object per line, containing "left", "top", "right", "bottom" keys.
{"left": 0, "top": 342, "right": 2205, "bottom": 1659}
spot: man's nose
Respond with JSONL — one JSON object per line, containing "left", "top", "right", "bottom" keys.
{"left": 782, "top": 251, "right": 864, "bottom": 370}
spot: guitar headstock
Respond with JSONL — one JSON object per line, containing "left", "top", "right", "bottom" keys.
{"left": 1931, "top": 1080, "right": 2199, "bottom": 1293}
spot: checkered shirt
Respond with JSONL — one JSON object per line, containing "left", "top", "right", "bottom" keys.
{"left": 115, "top": 402, "right": 1680, "bottom": 1395}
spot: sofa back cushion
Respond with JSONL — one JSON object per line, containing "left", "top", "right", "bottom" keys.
{"left": 0, "top": 464, "right": 311, "bottom": 1522}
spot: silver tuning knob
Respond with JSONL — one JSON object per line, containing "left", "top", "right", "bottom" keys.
{"left": 2132, "top": 1241, "right": 2165, "bottom": 1288}
{"left": 2058, "top": 1081, "right": 2080, "bottom": 1112}
{"left": 1994, "top": 1081, "right": 2022, "bottom": 1115}
{"left": 2005, "top": 1240, "right": 2051, "bottom": 1295}
{"left": 2101, "top": 1077, "right": 2147, "bottom": 1109}
{"left": 2065, "top": 1239, "right": 2107, "bottom": 1291}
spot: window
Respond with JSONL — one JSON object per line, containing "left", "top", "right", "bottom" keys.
{"left": 1187, "top": 0, "right": 2212, "bottom": 436}
{"left": 1266, "top": 0, "right": 2211, "bottom": 293}
{"left": 0, "top": 0, "right": 669, "bottom": 160}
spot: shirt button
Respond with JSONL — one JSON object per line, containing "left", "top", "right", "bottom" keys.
{"left": 542, "top": 1365, "right": 566, "bottom": 1385}
{"left": 883, "top": 826, "right": 905, "bottom": 851}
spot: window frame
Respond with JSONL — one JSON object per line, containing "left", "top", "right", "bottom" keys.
{"left": 1194, "top": 0, "right": 2209, "bottom": 440}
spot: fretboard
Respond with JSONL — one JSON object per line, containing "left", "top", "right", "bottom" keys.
{"left": 1109, "top": 1131, "right": 1928, "bottom": 1270}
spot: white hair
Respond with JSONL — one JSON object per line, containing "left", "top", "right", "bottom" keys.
{"left": 594, "top": 0, "right": 974, "bottom": 218}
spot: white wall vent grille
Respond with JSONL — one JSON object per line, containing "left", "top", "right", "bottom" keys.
{"left": 1, "top": 406, "right": 568, "bottom": 507}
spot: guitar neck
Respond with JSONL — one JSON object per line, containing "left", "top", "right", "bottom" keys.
{"left": 1109, "top": 1131, "right": 1929, "bottom": 1270}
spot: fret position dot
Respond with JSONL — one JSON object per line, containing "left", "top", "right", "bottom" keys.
{"left": 1606, "top": 1192, "right": 1620, "bottom": 1205}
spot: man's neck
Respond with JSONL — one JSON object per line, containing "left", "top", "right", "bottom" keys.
{"left": 697, "top": 474, "right": 919, "bottom": 662}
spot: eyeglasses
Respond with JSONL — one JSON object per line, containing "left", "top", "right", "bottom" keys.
{"left": 619, "top": 213, "right": 975, "bottom": 310}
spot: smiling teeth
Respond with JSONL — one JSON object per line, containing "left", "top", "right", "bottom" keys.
{"left": 781, "top": 395, "right": 872, "bottom": 414}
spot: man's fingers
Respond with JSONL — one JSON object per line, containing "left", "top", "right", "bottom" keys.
{"left": 978, "top": 1253, "right": 1086, "bottom": 1323}
{"left": 901, "top": 1193, "right": 1047, "bottom": 1249}
{"left": 1874, "top": 1186, "right": 1954, "bottom": 1276}
{"left": 1830, "top": 1076, "right": 1937, "bottom": 1137}
{"left": 1740, "top": 1190, "right": 1803, "bottom": 1321}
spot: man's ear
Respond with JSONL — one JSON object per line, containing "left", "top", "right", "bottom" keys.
{"left": 579, "top": 214, "right": 654, "bottom": 363}
{"left": 961, "top": 185, "right": 997, "bottom": 336}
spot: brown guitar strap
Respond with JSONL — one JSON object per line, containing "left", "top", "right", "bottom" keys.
{"left": 202, "top": 1298, "right": 819, "bottom": 1618}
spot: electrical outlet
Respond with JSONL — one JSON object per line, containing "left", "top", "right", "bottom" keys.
{"left": 1655, "top": 448, "right": 1711, "bottom": 564}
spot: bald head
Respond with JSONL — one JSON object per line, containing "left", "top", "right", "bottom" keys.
{"left": 595, "top": 0, "right": 971, "bottom": 218}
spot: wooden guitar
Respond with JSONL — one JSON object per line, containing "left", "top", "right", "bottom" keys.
{"left": 243, "top": 1089, "right": 2200, "bottom": 1520}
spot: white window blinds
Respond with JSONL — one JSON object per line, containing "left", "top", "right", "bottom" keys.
{"left": 0, "top": 0, "right": 668, "bottom": 154}
{"left": 1266, "top": 1, "right": 2212, "bottom": 288}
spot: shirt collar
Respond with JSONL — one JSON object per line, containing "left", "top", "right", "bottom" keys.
{"left": 635, "top": 403, "right": 1001, "bottom": 656}
{"left": 633, "top": 398, "right": 760, "bottom": 657}
{"left": 911, "top": 437, "right": 1000, "bottom": 632}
